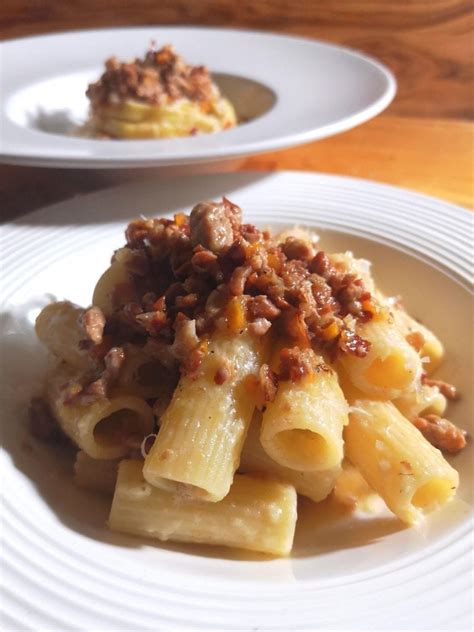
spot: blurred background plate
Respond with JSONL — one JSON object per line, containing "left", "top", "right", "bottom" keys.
{"left": 0, "top": 171, "right": 472, "bottom": 630}
{"left": 0, "top": 27, "right": 395, "bottom": 168}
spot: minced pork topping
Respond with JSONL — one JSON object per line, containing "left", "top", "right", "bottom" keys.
{"left": 100, "top": 197, "right": 376, "bottom": 366}
{"left": 86, "top": 44, "right": 217, "bottom": 107}
{"left": 56, "top": 197, "right": 377, "bottom": 407}
{"left": 32, "top": 198, "right": 467, "bottom": 454}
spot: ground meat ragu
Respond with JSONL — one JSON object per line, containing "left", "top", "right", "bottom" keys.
{"left": 189, "top": 199, "right": 242, "bottom": 254}
{"left": 80, "top": 306, "right": 106, "bottom": 346}
{"left": 281, "top": 236, "right": 314, "bottom": 261}
{"left": 310, "top": 252, "right": 372, "bottom": 321}
{"left": 39, "top": 196, "right": 466, "bottom": 456}
{"left": 58, "top": 197, "right": 383, "bottom": 406}
{"left": 191, "top": 248, "right": 218, "bottom": 275}
{"left": 248, "top": 317, "right": 272, "bottom": 337}
{"left": 69, "top": 198, "right": 382, "bottom": 397}
{"left": 413, "top": 414, "right": 467, "bottom": 454}
{"left": 253, "top": 347, "right": 333, "bottom": 407}
{"left": 86, "top": 44, "right": 217, "bottom": 108}
{"left": 214, "top": 359, "right": 233, "bottom": 385}
{"left": 247, "top": 295, "right": 281, "bottom": 320}
{"left": 338, "top": 329, "right": 371, "bottom": 358}
{"left": 63, "top": 347, "right": 125, "bottom": 406}
{"left": 278, "top": 347, "right": 332, "bottom": 382}
{"left": 421, "top": 375, "right": 458, "bottom": 400}
{"left": 228, "top": 265, "right": 252, "bottom": 296}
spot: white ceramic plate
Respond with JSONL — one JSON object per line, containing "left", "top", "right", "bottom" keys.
{"left": 1, "top": 172, "right": 472, "bottom": 631}
{"left": 0, "top": 27, "right": 395, "bottom": 168}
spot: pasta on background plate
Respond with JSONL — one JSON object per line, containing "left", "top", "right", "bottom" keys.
{"left": 30, "top": 198, "right": 467, "bottom": 557}
{"left": 84, "top": 44, "right": 237, "bottom": 140}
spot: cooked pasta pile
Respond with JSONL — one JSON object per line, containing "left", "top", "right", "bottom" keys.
{"left": 85, "top": 44, "right": 237, "bottom": 139}
{"left": 31, "top": 198, "right": 467, "bottom": 556}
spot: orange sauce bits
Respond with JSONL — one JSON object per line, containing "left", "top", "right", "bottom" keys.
{"left": 320, "top": 320, "right": 340, "bottom": 341}
{"left": 226, "top": 297, "right": 247, "bottom": 334}
{"left": 174, "top": 212, "right": 187, "bottom": 227}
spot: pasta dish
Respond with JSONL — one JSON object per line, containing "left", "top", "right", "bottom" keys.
{"left": 31, "top": 199, "right": 467, "bottom": 556}
{"left": 85, "top": 44, "right": 237, "bottom": 139}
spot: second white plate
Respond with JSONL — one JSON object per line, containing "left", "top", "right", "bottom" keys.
{"left": 0, "top": 27, "right": 395, "bottom": 168}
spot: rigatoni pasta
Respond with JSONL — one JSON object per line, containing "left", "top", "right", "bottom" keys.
{"left": 45, "top": 363, "right": 154, "bottom": 459}
{"left": 92, "top": 256, "right": 136, "bottom": 316}
{"left": 143, "top": 330, "right": 266, "bottom": 501}
{"left": 50, "top": 391, "right": 154, "bottom": 460}
{"left": 260, "top": 348, "right": 348, "bottom": 472}
{"left": 36, "top": 301, "right": 97, "bottom": 371}
{"left": 344, "top": 400, "right": 458, "bottom": 524}
{"left": 109, "top": 460, "right": 297, "bottom": 556}
{"left": 339, "top": 314, "right": 422, "bottom": 400}
{"left": 85, "top": 44, "right": 236, "bottom": 140}
{"left": 240, "top": 413, "right": 341, "bottom": 502}
{"left": 391, "top": 302, "right": 445, "bottom": 374}
{"left": 31, "top": 197, "right": 467, "bottom": 557}
{"left": 116, "top": 343, "right": 178, "bottom": 401}
{"left": 394, "top": 384, "right": 447, "bottom": 421}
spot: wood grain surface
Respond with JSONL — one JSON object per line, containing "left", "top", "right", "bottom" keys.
{"left": 1, "top": 114, "right": 472, "bottom": 222}
{"left": 1, "top": 0, "right": 473, "bottom": 119}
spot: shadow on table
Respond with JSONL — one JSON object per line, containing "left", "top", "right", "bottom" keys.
{"left": 3, "top": 168, "right": 271, "bottom": 224}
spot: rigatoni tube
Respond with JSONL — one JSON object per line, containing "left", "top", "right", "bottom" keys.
{"left": 109, "top": 460, "right": 297, "bottom": 556}
{"left": 391, "top": 305, "right": 444, "bottom": 374}
{"left": 344, "top": 400, "right": 458, "bottom": 524}
{"left": 46, "top": 364, "right": 154, "bottom": 459}
{"left": 143, "top": 331, "right": 266, "bottom": 501}
{"left": 92, "top": 255, "right": 137, "bottom": 317}
{"left": 117, "top": 344, "right": 178, "bottom": 401}
{"left": 260, "top": 352, "right": 348, "bottom": 472}
{"left": 339, "top": 314, "right": 421, "bottom": 400}
{"left": 35, "top": 301, "right": 95, "bottom": 371}
{"left": 240, "top": 413, "right": 340, "bottom": 502}
{"left": 394, "top": 384, "right": 447, "bottom": 420}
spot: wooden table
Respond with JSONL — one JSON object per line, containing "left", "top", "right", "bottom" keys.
{"left": 1, "top": 1, "right": 473, "bottom": 218}
{"left": 2, "top": 114, "right": 472, "bottom": 220}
